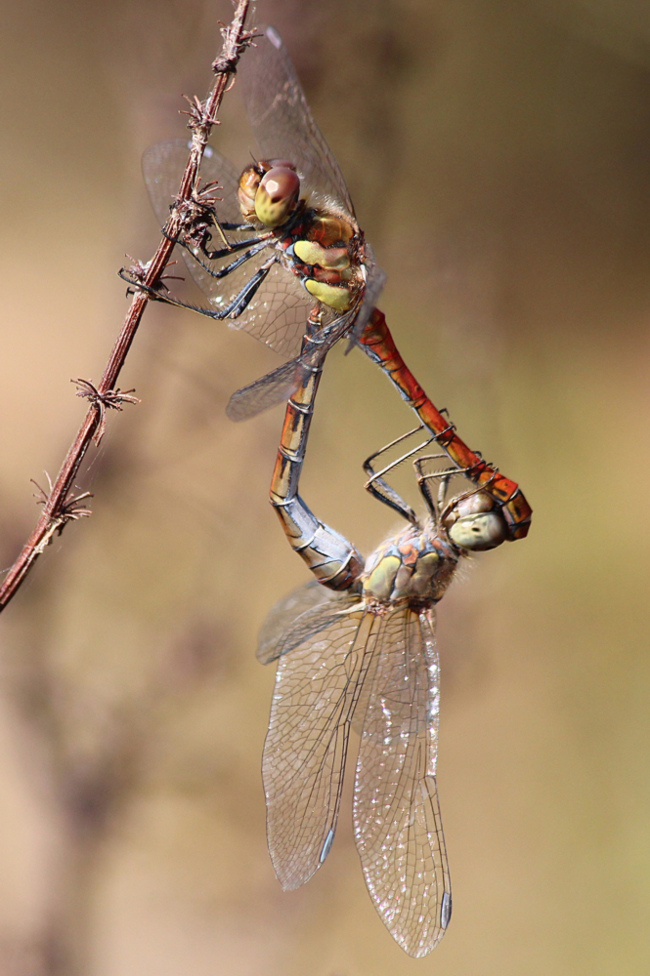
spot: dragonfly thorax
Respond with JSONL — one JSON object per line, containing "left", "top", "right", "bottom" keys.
{"left": 289, "top": 211, "right": 363, "bottom": 313}
{"left": 362, "top": 521, "right": 458, "bottom": 610}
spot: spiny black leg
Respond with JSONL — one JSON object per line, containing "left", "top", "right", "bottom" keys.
{"left": 413, "top": 459, "right": 442, "bottom": 523}
{"left": 413, "top": 456, "right": 465, "bottom": 524}
{"left": 226, "top": 255, "right": 276, "bottom": 317}
{"left": 181, "top": 237, "right": 272, "bottom": 278}
{"left": 217, "top": 221, "right": 255, "bottom": 232}
{"left": 364, "top": 470, "right": 418, "bottom": 524}
{"left": 183, "top": 234, "right": 266, "bottom": 261}
{"left": 118, "top": 254, "right": 277, "bottom": 321}
{"left": 363, "top": 428, "right": 432, "bottom": 525}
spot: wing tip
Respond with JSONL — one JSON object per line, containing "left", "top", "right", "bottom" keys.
{"left": 265, "top": 25, "right": 282, "bottom": 50}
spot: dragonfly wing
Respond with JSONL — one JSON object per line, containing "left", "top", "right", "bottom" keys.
{"left": 348, "top": 242, "right": 387, "bottom": 347}
{"left": 240, "top": 26, "right": 355, "bottom": 216}
{"left": 143, "top": 139, "right": 244, "bottom": 226}
{"left": 227, "top": 298, "right": 366, "bottom": 420}
{"left": 258, "top": 582, "right": 360, "bottom": 665}
{"left": 354, "top": 608, "right": 452, "bottom": 957}
{"left": 143, "top": 140, "right": 312, "bottom": 358}
{"left": 222, "top": 259, "right": 315, "bottom": 359}
{"left": 263, "top": 609, "right": 371, "bottom": 889}
{"left": 225, "top": 355, "right": 302, "bottom": 421}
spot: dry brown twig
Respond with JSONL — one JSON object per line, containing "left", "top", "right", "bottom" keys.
{"left": 0, "top": 0, "right": 253, "bottom": 612}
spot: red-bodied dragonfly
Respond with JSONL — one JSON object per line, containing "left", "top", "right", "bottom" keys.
{"left": 142, "top": 25, "right": 384, "bottom": 412}
{"left": 270, "top": 306, "right": 511, "bottom": 594}
{"left": 258, "top": 311, "right": 513, "bottom": 956}
{"left": 141, "top": 25, "right": 531, "bottom": 541}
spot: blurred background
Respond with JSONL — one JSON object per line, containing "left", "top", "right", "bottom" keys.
{"left": 0, "top": 0, "right": 648, "bottom": 973}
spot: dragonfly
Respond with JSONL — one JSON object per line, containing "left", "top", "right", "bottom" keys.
{"left": 259, "top": 306, "right": 514, "bottom": 956}
{"left": 271, "top": 306, "right": 517, "bottom": 591}
{"left": 140, "top": 25, "right": 531, "bottom": 541}
{"left": 141, "top": 26, "right": 384, "bottom": 413}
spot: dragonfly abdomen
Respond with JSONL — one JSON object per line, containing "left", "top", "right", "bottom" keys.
{"left": 270, "top": 312, "right": 364, "bottom": 591}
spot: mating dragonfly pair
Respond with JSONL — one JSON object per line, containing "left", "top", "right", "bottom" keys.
{"left": 137, "top": 26, "right": 532, "bottom": 958}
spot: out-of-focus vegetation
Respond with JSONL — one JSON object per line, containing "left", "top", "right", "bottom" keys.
{"left": 0, "top": 1, "right": 649, "bottom": 973}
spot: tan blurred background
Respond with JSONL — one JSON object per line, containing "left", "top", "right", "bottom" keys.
{"left": 0, "top": 0, "right": 648, "bottom": 973}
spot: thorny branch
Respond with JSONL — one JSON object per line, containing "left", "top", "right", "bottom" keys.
{"left": 73, "top": 379, "right": 140, "bottom": 445}
{"left": 0, "top": 0, "right": 253, "bottom": 612}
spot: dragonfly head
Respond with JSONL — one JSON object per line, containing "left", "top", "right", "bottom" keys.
{"left": 237, "top": 160, "right": 301, "bottom": 228}
{"left": 442, "top": 491, "right": 508, "bottom": 552}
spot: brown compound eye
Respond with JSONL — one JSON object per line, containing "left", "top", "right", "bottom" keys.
{"left": 264, "top": 159, "right": 296, "bottom": 173}
{"left": 237, "top": 164, "right": 263, "bottom": 220}
{"left": 254, "top": 166, "right": 301, "bottom": 227}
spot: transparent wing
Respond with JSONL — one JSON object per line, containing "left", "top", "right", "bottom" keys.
{"left": 257, "top": 582, "right": 359, "bottom": 665}
{"left": 348, "top": 242, "right": 387, "bottom": 347}
{"left": 225, "top": 300, "right": 344, "bottom": 420}
{"left": 226, "top": 355, "right": 302, "bottom": 422}
{"left": 262, "top": 609, "right": 373, "bottom": 890}
{"left": 354, "top": 608, "right": 452, "bottom": 957}
{"left": 142, "top": 139, "right": 313, "bottom": 358}
{"left": 226, "top": 282, "right": 376, "bottom": 421}
{"left": 143, "top": 139, "right": 244, "bottom": 226}
{"left": 241, "top": 26, "right": 354, "bottom": 216}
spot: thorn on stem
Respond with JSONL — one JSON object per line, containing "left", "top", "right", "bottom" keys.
{"left": 73, "top": 378, "right": 140, "bottom": 445}
{"left": 30, "top": 474, "right": 93, "bottom": 549}
{"left": 181, "top": 94, "right": 219, "bottom": 130}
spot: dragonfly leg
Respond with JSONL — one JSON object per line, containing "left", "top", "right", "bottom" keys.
{"left": 270, "top": 311, "right": 364, "bottom": 591}
{"left": 160, "top": 217, "right": 266, "bottom": 260}
{"left": 412, "top": 456, "right": 462, "bottom": 527}
{"left": 217, "top": 221, "right": 255, "bottom": 232}
{"left": 118, "top": 253, "right": 277, "bottom": 321}
{"left": 362, "top": 426, "right": 435, "bottom": 525}
{"left": 357, "top": 308, "right": 532, "bottom": 541}
{"left": 414, "top": 454, "right": 500, "bottom": 527}
{"left": 179, "top": 235, "right": 273, "bottom": 274}
{"left": 225, "top": 254, "right": 277, "bottom": 317}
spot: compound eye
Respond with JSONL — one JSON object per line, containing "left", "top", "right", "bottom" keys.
{"left": 254, "top": 167, "right": 301, "bottom": 227}
{"left": 448, "top": 512, "right": 508, "bottom": 551}
{"left": 265, "top": 158, "right": 296, "bottom": 172}
{"left": 237, "top": 164, "right": 262, "bottom": 220}
{"left": 453, "top": 492, "right": 495, "bottom": 518}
